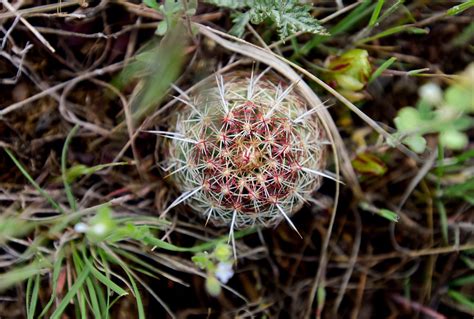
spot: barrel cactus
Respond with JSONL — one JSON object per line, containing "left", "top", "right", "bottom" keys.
{"left": 155, "top": 71, "right": 329, "bottom": 237}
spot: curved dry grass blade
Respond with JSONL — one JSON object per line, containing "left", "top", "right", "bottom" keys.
{"left": 195, "top": 24, "right": 344, "bottom": 317}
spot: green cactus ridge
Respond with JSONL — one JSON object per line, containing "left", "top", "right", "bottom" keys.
{"left": 161, "top": 71, "right": 328, "bottom": 232}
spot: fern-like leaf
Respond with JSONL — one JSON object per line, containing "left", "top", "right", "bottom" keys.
{"left": 250, "top": 0, "right": 328, "bottom": 39}
{"left": 203, "top": 0, "right": 252, "bottom": 9}
{"left": 204, "top": 0, "right": 328, "bottom": 39}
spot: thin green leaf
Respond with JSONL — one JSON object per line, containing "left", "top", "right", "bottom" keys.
{"left": 39, "top": 250, "right": 64, "bottom": 318}
{"left": 3, "top": 148, "right": 65, "bottom": 214}
{"left": 405, "top": 68, "right": 431, "bottom": 76}
{"left": 26, "top": 274, "right": 41, "bottom": 319}
{"left": 447, "top": 0, "right": 474, "bottom": 16}
{"left": 0, "top": 260, "right": 49, "bottom": 292}
{"left": 77, "top": 287, "right": 88, "bottom": 319}
{"left": 357, "top": 25, "right": 428, "bottom": 45}
{"left": 378, "top": 0, "right": 405, "bottom": 23}
{"left": 443, "top": 178, "right": 474, "bottom": 204}
{"left": 112, "top": 249, "right": 163, "bottom": 277}
{"left": 369, "top": 0, "right": 385, "bottom": 27}
{"left": 378, "top": 209, "right": 399, "bottom": 222}
{"left": 460, "top": 255, "right": 474, "bottom": 269}
{"left": 127, "top": 274, "right": 145, "bottom": 319}
{"left": 359, "top": 202, "right": 399, "bottom": 222}
{"left": 451, "top": 22, "right": 474, "bottom": 47}
{"left": 72, "top": 249, "right": 102, "bottom": 319}
{"left": 0, "top": 216, "right": 35, "bottom": 245}
{"left": 83, "top": 257, "right": 128, "bottom": 297}
{"left": 450, "top": 275, "right": 474, "bottom": 287}
{"left": 369, "top": 57, "right": 397, "bottom": 83}
{"left": 62, "top": 125, "right": 80, "bottom": 211}
{"left": 447, "top": 290, "right": 474, "bottom": 309}
{"left": 435, "top": 146, "right": 449, "bottom": 245}
{"left": 436, "top": 200, "right": 449, "bottom": 245}
{"left": 50, "top": 263, "right": 91, "bottom": 319}
{"left": 204, "top": 0, "right": 250, "bottom": 9}
{"left": 139, "top": 226, "right": 256, "bottom": 252}
{"left": 101, "top": 248, "right": 145, "bottom": 319}
{"left": 143, "top": 0, "right": 159, "bottom": 10}
{"left": 300, "top": 1, "right": 373, "bottom": 55}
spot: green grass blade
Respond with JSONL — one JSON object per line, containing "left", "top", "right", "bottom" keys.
{"left": 95, "top": 284, "right": 107, "bottom": 319}
{"left": 72, "top": 248, "right": 102, "bottom": 319}
{"left": 0, "top": 260, "right": 48, "bottom": 292}
{"left": 140, "top": 226, "right": 256, "bottom": 252}
{"left": 112, "top": 249, "right": 161, "bottom": 277}
{"left": 83, "top": 257, "right": 128, "bottom": 297}
{"left": 378, "top": 0, "right": 404, "bottom": 23}
{"left": 3, "top": 148, "right": 65, "bottom": 214}
{"left": 448, "top": 289, "right": 474, "bottom": 309}
{"left": 127, "top": 274, "right": 145, "bottom": 319}
{"left": 447, "top": 0, "right": 474, "bottom": 16}
{"left": 25, "top": 276, "right": 33, "bottom": 317}
{"left": 357, "top": 25, "right": 428, "bottom": 44}
{"left": 84, "top": 277, "right": 102, "bottom": 319}
{"left": 101, "top": 247, "right": 145, "bottom": 319}
{"left": 436, "top": 200, "right": 448, "bottom": 244}
{"left": 26, "top": 274, "right": 41, "bottom": 319}
{"left": 62, "top": 162, "right": 129, "bottom": 184}
{"left": 406, "top": 68, "right": 431, "bottom": 76}
{"left": 77, "top": 288, "right": 88, "bottom": 319}
{"left": 50, "top": 263, "right": 91, "bottom": 319}
{"left": 451, "top": 22, "right": 474, "bottom": 47}
{"left": 369, "top": 0, "right": 385, "bottom": 27}
{"left": 369, "top": 57, "right": 397, "bottom": 82}
{"left": 460, "top": 255, "right": 474, "bottom": 269}
{"left": 450, "top": 275, "right": 474, "bottom": 286}
{"left": 299, "top": 1, "right": 373, "bottom": 55}
{"left": 39, "top": 250, "right": 65, "bottom": 318}
{"left": 61, "top": 125, "right": 80, "bottom": 211}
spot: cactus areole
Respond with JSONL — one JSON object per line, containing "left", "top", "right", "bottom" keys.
{"left": 163, "top": 71, "right": 327, "bottom": 229}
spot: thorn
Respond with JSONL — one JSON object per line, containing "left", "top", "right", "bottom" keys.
{"left": 228, "top": 209, "right": 238, "bottom": 260}
{"left": 276, "top": 204, "right": 302, "bottom": 239}
{"left": 205, "top": 207, "right": 214, "bottom": 226}
{"left": 173, "top": 95, "right": 202, "bottom": 115}
{"left": 216, "top": 74, "right": 229, "bottom": 114}
{"left": 163, "top": 164, "right": 188, "bottom": 179}
{"left": 247, "top": 66, "right": 271, "bottom": 100}
{"left": 264, "top": 78, "right": 301, "bottom": 119}
{"left": 301, "top": 167, "right": 344, "bottom": 184}
{"left": 161, "top": 186, "right": 202, "bottom": 217}
{"left": 143, "top": 130, "right": 198, "bottom": 144}
{"left": 293, "top": 101, "right": 330, "bottom": 123}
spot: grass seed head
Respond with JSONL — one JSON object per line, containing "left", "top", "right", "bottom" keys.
{"left": 164, "top": 71, "right": 327, "bottom": 229}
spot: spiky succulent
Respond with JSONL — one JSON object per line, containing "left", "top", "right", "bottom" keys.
{"left": 157, "top": 71, "right": 328, "bottom": 234}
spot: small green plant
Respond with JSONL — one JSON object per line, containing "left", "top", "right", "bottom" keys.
{"left": 394, "top": 63, "right": 474, "bottom": 153}
{"left": 144, "top": 0, "right": 197, "bottom": 35}
{"left": 323, "top": 49, "right": 372, "bottom": 102}
{"left": 192, "top": 243, "right": 234, "bottom": 296}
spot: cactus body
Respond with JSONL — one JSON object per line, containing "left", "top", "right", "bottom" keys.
{"left": 164, "top": 72, "right": 327, "bottom": 229}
